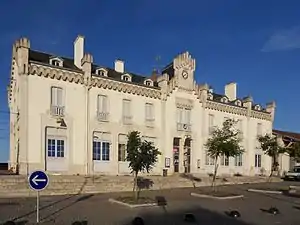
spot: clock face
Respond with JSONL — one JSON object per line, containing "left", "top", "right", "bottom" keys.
{"left": 182, "top": 70, "right": 188, "bottom": 79}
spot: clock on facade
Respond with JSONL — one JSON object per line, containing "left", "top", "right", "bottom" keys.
{"left": 182, "top": 70, "right": 188, "bottom": 79}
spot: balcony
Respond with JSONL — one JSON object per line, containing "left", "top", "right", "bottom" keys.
{"left": 97, "top": 112, "right": 109, "bottom": 122}
{"left": 123, "top": 115, "right": 132, "bottom": 125}
{"left": 177, "top": 123, "right": 191, "bottom": 132}
{"left": 145, "top": 118, "right": 155, "bottom": 127}
{"left": 51, "top": 105, "right": 65, "bottom": 117}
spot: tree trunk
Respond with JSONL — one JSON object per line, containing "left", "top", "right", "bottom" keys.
{"left": 268, "top": 156, "right": 277, "bottom": 182}
{"left": 133, "top": 171, "right": 138, "bottom": 201}
{"left": 211, "top": 155, "right": 219, "bottom": 192}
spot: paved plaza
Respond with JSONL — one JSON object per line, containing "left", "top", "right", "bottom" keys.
{"left": 0, "top": 181, "right": 299, "bottom": 225}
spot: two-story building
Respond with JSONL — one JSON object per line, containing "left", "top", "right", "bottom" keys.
{"left": 8, "top": 35, "right": 276, "bottom": 176}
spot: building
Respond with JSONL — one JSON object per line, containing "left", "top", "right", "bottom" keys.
{"left": 273, "top": 129, "right": 300, "bottom": 175}
{"left": 8, "top": 35, "right": 276, "bottom": 176}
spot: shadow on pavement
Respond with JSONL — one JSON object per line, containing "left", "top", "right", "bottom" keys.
{"left": 122, "top": 205, "right": 252, "bottom": 225}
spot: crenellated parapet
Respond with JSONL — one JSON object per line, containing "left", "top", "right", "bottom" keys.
{"left": 173, "top": 51, "right": 196, "bottom": 71}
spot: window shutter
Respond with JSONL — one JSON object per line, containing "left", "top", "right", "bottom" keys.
{"left": 102, "top": 96, "right": 108, "bottom": 113}
{"left": 51, "top": 87, "right": 57, "bottom": 106}
{"left": 98, "top": 95, "right": 103, "bottom": 112}
{"left": 56, "top": 88, "right": 63, "bottom": 106}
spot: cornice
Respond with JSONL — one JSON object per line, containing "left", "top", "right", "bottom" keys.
{"left": 91, "top": 76, "right": 161, "bottom": 99}
{"left": 29, "top": 63, "right": 84, "bottom": 84}
{"left": 205, "top": 100, "right": 272, "bottom": 121}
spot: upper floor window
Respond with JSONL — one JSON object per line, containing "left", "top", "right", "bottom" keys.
{"left": 220, "top": 154, "right": 229, "bottom": 166}
{"left": 254, "top": 104, "right": 261, "bottom": 110}
{"left": 144, "top": 79, "right": 153, "bottom": 86}
{"left": 145, "top": 103, "right": 154, "bottom": 121}
{"left": 121, "top": 74, "right": 132, "bottom": 82}
{"left": 257, "top": 123, "right": 262, "bottom": 136}
{"left": 208, "top": 114, "right": 214, "bottom": 134}
{"left": 221, "top": 97, "right": 228, "bottom": 103}
{"left": 96, "top": 68, "right": 107, "bottom": 76}
{"left": 122, "top": 99, "right": 132, "bottom": 124}
{"left": 207, "top": 93, "right": 213, "bottom": 100}
{"left": 49, "top": 57, "right": 63, "bottom": 67}
{"left": 97, "top": 95, "right": 109, "bottom": 121}
{"left": 51, "top": 87, "right": 64, "bottom": 116}
{"left": 177, "top": 108, "right": 191, "bottom": 125}
{"left": 51, "top": 87, "right": 63, "bottom": 106}
{"left": 235, "top": 100, "right": 242, "bottom": 106}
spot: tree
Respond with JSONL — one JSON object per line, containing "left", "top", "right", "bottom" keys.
{"left": 205, "top": 119, "right": 244, "bottom": 189}
{"left": 286, "top": 141, "right": 300, "bottom": 164}
{"left": 126, "top": 131, "right": 161, "bottom": 201}
{"left": 257, "top": 134, "right": 286, "bottom": 179}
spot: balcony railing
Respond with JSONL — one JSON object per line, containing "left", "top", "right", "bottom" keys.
{"left": 177, "top": 123, "right": 191, "bottom": 132}
{"left": 51, "top": 105, "right": 65, "bottom": 117}
{"left": 145, "top": 118, "right": 155, "bottom": 127}
{"left": 123, "top": 115, "right": 132, "bottom": 125}
{"left": 97, "top": 112, "right": 109, "bottom": 122}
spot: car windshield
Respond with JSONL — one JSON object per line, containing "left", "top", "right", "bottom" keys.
{"left": 293, "top": 167, "right": 300, "bottom": 172}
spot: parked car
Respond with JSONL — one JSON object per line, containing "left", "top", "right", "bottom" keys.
{"left": 283, "top": 166, "right": 300, "bottom": 181}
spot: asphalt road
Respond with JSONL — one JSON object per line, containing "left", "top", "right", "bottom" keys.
{"left": 0, "top": 181, "right": 299, "bottom": 225}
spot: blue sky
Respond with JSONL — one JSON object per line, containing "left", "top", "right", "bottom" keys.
{"left": 0, "top": 0, "right": 299, "bottom": 161}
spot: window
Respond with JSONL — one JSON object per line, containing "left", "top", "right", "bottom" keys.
{"left": 255, "top": 105, "right": 261, "bottom": 110}
{"left": 205, "top": 151, "right": 215, "bottom": 165}
{"left": 237, "top": 119, "right": 243, "bottom": 138}
{"left": 47, "top": 138, "right": 65, "bottom": 158}
{"left": 208, "top": 114, "right": 214, "bottom": 134}
{"left": 221, "top": 97, "right": 228, "bottom": 103}
{"left": 96, "top": 69, "right": 107, "bottom": 76}
{"left": 93, "top": 140, "right": 110, "bottom": 161}
{"left": 145, "top": 103, "right": 154, "bottom": 121}
{"left": 122, "top": 99, "right": 132, "bottom": 123}
{"left": 257, "top": 123, "right": 262, "bottom": 136}
{"left": 118, "top": 134, "right": 127, "bottom": 161}
{"left": 52, "top": 60, "right": 60, "bottom": 66}
{"left": 51, "top": 87, "right": 63, "bottom": 106}
{"left": 97, "top": 95, "right": 108, "bottom": 113}
{"left": 207, "top": 93, "right": 213, "bottom": 100}
{"left": 235, "top": 100, "right": 241, "bottom": 106}
{"left": 122, "top": 75, "right": 130, "bottom": 81}
{"left": 235, "top": 154, "right": 243, "bottom": 166}
{"left": 255, "top": 154, "right": 261, "bottom": 167}
{"left": 220, "top": 155, "right": 229, "bottom": 166}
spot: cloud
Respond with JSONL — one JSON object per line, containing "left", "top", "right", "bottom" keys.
{"left": 261, "top": 26, "right": 300, "bottom": 52}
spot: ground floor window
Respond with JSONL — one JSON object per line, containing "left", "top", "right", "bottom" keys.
{"left": 47, "top": 138, "right": 65, "bottom": 158}
{"left": 205, "top": 152, "right": 215, "bottom": 165}
{"left": 235, "top": 154, "right": 243, "bottom": 166}
{"left": 118, "top": 143, "right": 126, "bottom": 161}
{"left": 255, "top": 154, "right": 262, "bottom": 167}
{"left": 93, "top": 141, "right": 110, "bottom": 161}
{"left": 220, "top": 154, "right": 229, "bottom": 166}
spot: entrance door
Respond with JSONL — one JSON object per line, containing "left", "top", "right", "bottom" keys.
{"left": 173, "top": 138, "right": 180, "bottom": 173}
{"left": 184, "top": 138, "right": 191, "bottom": 173}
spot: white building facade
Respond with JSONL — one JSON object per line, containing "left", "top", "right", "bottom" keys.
{"left": 8, "top": 36, "right": 276, "bottom": 176}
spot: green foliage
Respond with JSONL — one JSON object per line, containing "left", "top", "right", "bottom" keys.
{"left": 287, "top": 141, "right": 300, "bottom": 162}
{"left": 205, "top": 119, "right": 244, "bottom": 159}
{"left": 205, "top": 118, "right": 243, "bottom": 188}
{"left": 126, "top": 131, "right": 161, "bottom": 175}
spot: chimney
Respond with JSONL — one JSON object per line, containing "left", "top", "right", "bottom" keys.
{"left": 266, "top": 101, "right": 276, "bottom": 121}
{"left": 115, "top": 59, "right": 124, "bottom": 73}
{"left": 225, "top": 82, "right": 237, "bottom": 101}
{"left": 74, "top": 35, "right": 84, "bottom": 69}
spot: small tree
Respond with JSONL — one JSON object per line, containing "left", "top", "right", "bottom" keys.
{"left": 257, "top": 134, "right": 286, "bottom": 179}
{"left": 205, "top": 119, "right": 244, "bottom": 189}
{"left": 126, "top": 131, "right": 161, "bottom": 201}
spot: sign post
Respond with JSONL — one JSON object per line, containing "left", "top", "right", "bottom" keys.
{"left": 28, "top": 170, "right": 49, "bottom": 223}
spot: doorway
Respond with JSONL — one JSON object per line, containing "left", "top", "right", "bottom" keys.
{"left": 184, "top": 138, "right": 191, "bottom": 173}
{"left": 173, "top": 138, "right": 180, "bottom": 173}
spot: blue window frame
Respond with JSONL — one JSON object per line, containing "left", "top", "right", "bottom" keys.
{"left": 93, "top": 141, "right": 110, "bottom": 161}
{"left": 47, "top": 138, "right": 65, "bottom": 158}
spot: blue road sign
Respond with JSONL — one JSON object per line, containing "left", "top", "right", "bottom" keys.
{"left": 28, "top": 170, "right": 49, "bottom": 191}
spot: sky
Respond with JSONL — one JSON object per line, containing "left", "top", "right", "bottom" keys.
{"left": 0, "top": 0, "right": 299, "bottom": 162}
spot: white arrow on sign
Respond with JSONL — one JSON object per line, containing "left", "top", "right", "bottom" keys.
{"left": 32, "top": 175, "right": 46, "bottom": 186}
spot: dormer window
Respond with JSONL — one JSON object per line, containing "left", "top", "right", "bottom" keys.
{"left": 144, "top": 79, "right": 153, "bottom": 86}
{"left": 254, "top": 105, "right": 261, "bottom": 110}
{"left": 235, "top": 100, "right": 242, "bottom": 106}
{"left": 96, "top": 68, "right": 107, "bottom": 77}
{"left": 49, "top": 57, "right": 63, "bottom": 67}
{"left": 221, "top": 97, "right": 228, "bottom": 103}
{"left": 207, "top": 93, "right": 213, "bottom": 100}
{"left": 121, "top": 74, "right": 132, "bottom": 82}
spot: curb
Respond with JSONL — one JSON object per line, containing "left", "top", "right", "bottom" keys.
{"left": 190, "top": 192, "right": 244, "bottom": 200}
{"left": 108, "top": 198, "right": 158, "bottom": 208}
{"left": 247, "top": 189, "right": 282, "bottom": 194}
{"left": 289, "top": 186, "right": 300, "bottom": 190}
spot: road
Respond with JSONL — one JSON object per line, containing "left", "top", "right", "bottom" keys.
{"left": 0, "top": 181, "right": 299, "bottom": 224}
